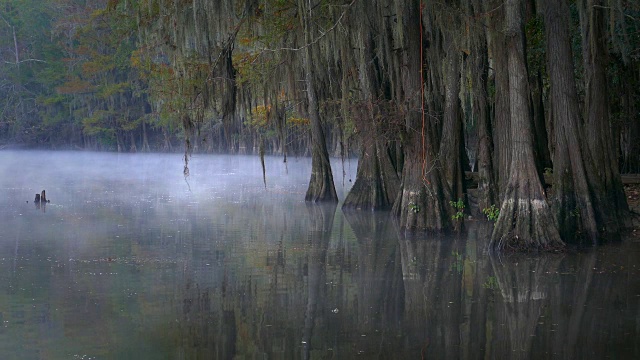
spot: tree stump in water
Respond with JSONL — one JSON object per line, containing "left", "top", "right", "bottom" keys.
{"left": 34, "top": 190, "right": 49, "bottom": 203}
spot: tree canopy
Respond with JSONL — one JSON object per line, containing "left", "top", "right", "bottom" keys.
{"left": 1, "top": 0, "right": 639, "bottom": 250}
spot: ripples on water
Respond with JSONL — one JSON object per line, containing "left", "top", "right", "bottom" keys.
{"left": 0, "top": 151, "right": 638, "bottom": 359}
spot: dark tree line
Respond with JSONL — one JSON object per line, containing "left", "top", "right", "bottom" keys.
{"left": 1, "top": 0, "right": 639, "bottom": 250}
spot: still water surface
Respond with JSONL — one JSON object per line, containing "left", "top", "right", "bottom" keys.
{"left": 0, "top": 151, "right": 639, "bottom": 359}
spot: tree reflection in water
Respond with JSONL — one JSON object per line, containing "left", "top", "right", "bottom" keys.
{"left": 2, "top": 154, "right": 639, "bottom": 358}
{"left": 398, "top": 226, "right": 468, "bottom": 359}
{"left": 168, "top": 221, "right": 640, "bottom": 359}
{"left": 343, "top": 210, "right": 404, "bottom": 357}
{"left": 301, "top": 203, "right": 336, "bottom": 360}
{"left": 11, "top": 209, "right": 635, "bottom": 359}
{"left": 490, "top": 253, "right": 563, "bottom": 359}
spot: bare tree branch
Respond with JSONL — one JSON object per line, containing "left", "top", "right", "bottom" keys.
{"left": 5, "top": 59, "right": 47, "bottom": 65}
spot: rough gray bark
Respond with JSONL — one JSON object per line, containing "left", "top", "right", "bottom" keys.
{"left": 392, "top": 0, "right": 452, "bottom": 231}
{"left": 544, "top": 0, "right": 600, "bottom": 244}
{"left": 579, "top": 0, "right": 629, "bottom": 239}
{"left": 487, "top": 0, "right": 512, "bottom": 198}
{"left": 530, "top": 70, "right": 552, "bottom": 172}
{"left": 471, "top": 0, "right": 498, "bottom": 211}
{"left": 298, "top": 0, "right": 338, "bottom": 203}
{"left": 439, "top": 28, "right": 465, "bottom": 204}
{"left": 343, "top": 137, "right": 400, "bottom": 210}
{"left": 490, "top": 0, "right": 564, "bottom": 252}
{"left": 343, "top": 14, "right": 400, "bottom": 210}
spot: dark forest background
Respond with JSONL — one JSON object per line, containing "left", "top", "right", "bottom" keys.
{"left": 0, "top": 1, "right": 637, "bottom": 166}
{"left": 1, "top": 0, "right": 639, "bottom": 249}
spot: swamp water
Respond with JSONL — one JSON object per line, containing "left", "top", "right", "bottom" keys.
{"left": 0, "top": 150, "right": 639, "bottom": 359}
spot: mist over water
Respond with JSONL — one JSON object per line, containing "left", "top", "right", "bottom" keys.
{"left": 0, "top": 150, "right": 355, "bottom": 206}
{"left": 0, "top": 150, "right": 639, "bottom": 359}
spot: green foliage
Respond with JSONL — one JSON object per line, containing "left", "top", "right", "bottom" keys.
{"left": 482, "top": 276, "right": 499, "bottom": 290}
{"left": 482, "top": 204, "right": 500, "bottom": 222}
{"left": 408, "top": 202, "right": 420, "bottom": 214}
{"left": 81, "top": 110, "right": 118, "bottom": 149}
{"left": 246, "top": 105, "right": 271, "bottom": 129}
{"left": 450, "top": 198, "right": 465, "bottom": 221}
{"left": 0, "top": 0, "right": 61, "bottom": 142}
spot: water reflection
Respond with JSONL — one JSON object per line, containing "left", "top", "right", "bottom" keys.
{"left": 490, "top": 254, "right": 563, "bottom": 359}
{"left": 0, "top": 151, "right": 638, "bottom": 359}
{"left": 301, "top": 204, "right": 335, "bottom": 359}
{"left": 343, "top": 210, "right": 404, "bottom": 357}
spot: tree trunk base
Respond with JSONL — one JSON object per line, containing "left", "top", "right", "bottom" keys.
{"left": 491, "top": 183, "right": 565, "bottom": 252}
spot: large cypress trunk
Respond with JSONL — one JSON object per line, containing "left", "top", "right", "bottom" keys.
{"left": 490, "top": 0, "right": 564, "bottom": 252}
{"left": 298, "top": 0, "right": 338, "bottom": 203}
{"left": 439, "top": 28, "right": 465, "bottom": 204}
{"left": 543, "top": 0, "right": 599, "bottom": 243}
{"left": 343, "top": 137, "right": 400, "bottom": 210}
{"left": 579, "top": 0, "right": 628, "bottom": 238}
{"left": 471, "top": 0, "right": 498, "bottom": 211}
{"left": 303, "top": 63, "right": 338, "bottom": 203}
{"left": 395, "top": 140, "right": 452, "bottom": 230}
{"left": 530, "top": 70, "right": 552, "bottom": 172}
{"left": 463, "top": 0, "right": 497, "bottom": 215}
{"left": 392, "top": 0, "right": 452, "bottom": 231}
{"left": 343, "top": 12, "right": 400, "bottom": 210}
{"left": 487, "top": 0, "right": 512, "bottom": 198}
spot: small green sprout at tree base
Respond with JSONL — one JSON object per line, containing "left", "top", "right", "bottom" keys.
{"left": 450, "top": 198, "right": 465, "bottom": 221}
{"left": 482, "top": 204, "right": 500, "bottom": 222}
{"left": 482, "top": 276, "right": 499, "bottom": 290}
{"left": 409, "top": 202, "right": 420, "bottom": 214}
